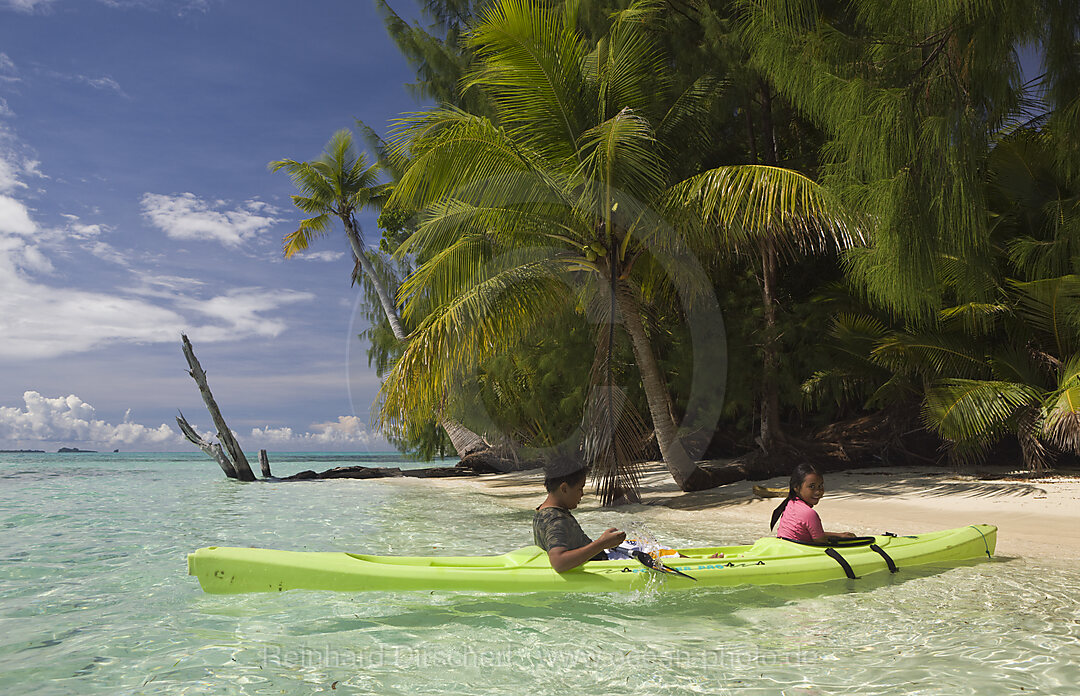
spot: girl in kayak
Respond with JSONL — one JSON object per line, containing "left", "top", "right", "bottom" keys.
{"left": 771, "top": 463, "right": 856, "bottom": 543}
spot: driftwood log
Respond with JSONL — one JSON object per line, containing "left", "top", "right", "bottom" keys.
{"left": 176, "top": 410, "right": 235, "bottom": 478}
{"left": 280, "top": 462, "right": 493, "bottom": 480}
{"left": 179, "top": 334, "right": 256, "bottom": 481}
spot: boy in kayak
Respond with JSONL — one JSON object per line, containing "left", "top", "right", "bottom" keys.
{"left": 534, "top": 465, "right": 626, "bottom": 572}
{"left": 771, "top": 463, "right": 856, "bottom": 543}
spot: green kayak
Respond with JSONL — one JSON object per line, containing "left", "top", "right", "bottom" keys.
{"left": 187, "top": 524, "right": 996, "bottom": 594}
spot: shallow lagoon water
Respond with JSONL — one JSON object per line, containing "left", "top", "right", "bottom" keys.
{"left": 1, "top": 453, "right": 1078, "bottom": 695}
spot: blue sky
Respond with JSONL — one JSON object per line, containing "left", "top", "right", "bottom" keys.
{"left": 0, "top": 0, "right": 427, "bottom": 451}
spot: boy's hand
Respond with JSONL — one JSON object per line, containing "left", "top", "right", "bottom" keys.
{"left": 597, "top": 527, "right": 626, "bottom": 549}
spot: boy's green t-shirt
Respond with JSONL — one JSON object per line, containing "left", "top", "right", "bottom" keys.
{"left": 532, "top": 506, "right": 606, "bottom": 561}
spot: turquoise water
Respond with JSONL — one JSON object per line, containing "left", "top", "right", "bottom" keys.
{"left": 1, "top": 452, "right": 1078, "bottom": 695}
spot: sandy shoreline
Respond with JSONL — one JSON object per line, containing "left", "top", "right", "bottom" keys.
{"left": 396, "top": 462, "right": 1080, "bottom": 562}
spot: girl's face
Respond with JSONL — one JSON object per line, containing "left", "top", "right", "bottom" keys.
{"left": 796, "top": 473, "right": 825, "bottom": 507}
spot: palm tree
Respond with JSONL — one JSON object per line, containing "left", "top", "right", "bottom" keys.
{"left": 270, "top": 131, "right": 405, "bottom": 338}
{"left": 269, "top": 130, "right": 488, "bottom": 457}
{"left": 375, "top": 0, "right": 854, "bottom": 490}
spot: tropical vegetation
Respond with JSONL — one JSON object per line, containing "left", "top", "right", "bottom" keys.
{"left": 275, "top": 0, "right": 1080, "bottom": 498}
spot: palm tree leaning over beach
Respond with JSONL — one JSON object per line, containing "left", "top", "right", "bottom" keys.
{"left": 376, "top": 0, "right": 857, "bottom": 491}
{"left": 269, "top": 132, "right": 489, "bottom": 457}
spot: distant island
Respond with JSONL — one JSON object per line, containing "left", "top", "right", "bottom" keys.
{"left": 57, "top": 447, "right": 97, "bottom": 453}
{"left": 0, "top": 449, "right": 45, "bottom": 453}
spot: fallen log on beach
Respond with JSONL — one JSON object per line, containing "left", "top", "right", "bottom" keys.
{"left": 281, "top": 464, "right": 487, "bottom": 480}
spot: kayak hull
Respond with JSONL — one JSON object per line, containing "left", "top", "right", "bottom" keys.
{"left": 187, "top": 524, "right": 996, "bottom": 594}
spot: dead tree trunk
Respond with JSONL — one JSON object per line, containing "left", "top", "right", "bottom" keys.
{"left": 180, "top": 334, "right": 256, "bottom": 482}
{"left": 176, "top": 411, "right": 236, "bottom": 478}
{"left": 259, "top": 449, "right": 272, "bottom": 478}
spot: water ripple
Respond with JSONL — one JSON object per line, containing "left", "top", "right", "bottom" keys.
{"left": 0, "top": 453, "right": 1078, "bottom": 695}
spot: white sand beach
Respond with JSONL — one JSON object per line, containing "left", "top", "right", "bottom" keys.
{"left": 402, "top": 463, "right": 1080, "bottom": 561}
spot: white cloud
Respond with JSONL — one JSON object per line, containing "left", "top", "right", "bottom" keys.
{"left": 1, "top": 0, "right": 54, "bottom": 12}
{"left": 297, "top": 250, "right": 346, "bottom": 262}
{"left": 22, "top": 158, "right": 45, "bottom": 179}
{"left": 0, "top": 258, "right": 186, "bottom": 358}
{"left": 0, "top": 158, "right": 27, "bottom": 195}
{"left": 77, "top": 75, "right": 128, "bottom": 98}
{"left": 127, "top": 270, "right": 205, "bottom": 292}
{"left": 0, "top": 144, "right": 308, "bottom": 362}
{"left": 0, "top": 98, "right": 13, "bottom": 117}
{"left": 0, "top": 194, "right": 35, "bottom": 235}
{"left": 0, "top": 391, "right": 178, "bottom": 447}
{"left": 180, "top": 287, "right": 314, "bottom": 340}
{"left": 0, "top": 231, "right": 314, "bottom": 358}
{"left": 67, "top": 221, "right": 105, "bottom": 239}
{"left": 0, "top": 53, "right": 20, "bottom": 81}
{"left": 87, "top": 240, "right": 130, "bottom": 266}
{"left": 0, "top": 235, "right": 51, "bottom": 273}
{"left": 251, "top": 416, "right": 379, "bottom": 447}
{"left": 96, "top": 0, "right": 212, "bottom": 13}
{"left": 2, "top": 0, "right": 212, "bottom": 15}
{"left": 141, "top": 192, "right": 280, "bottom": 247}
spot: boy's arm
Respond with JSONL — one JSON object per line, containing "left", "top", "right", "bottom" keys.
{"left": 548, "top": 528, "right": 625, "bottom": 573}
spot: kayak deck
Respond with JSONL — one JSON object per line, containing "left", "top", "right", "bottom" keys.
{"left": 188, "top": 524, "right": 996, "bottom": 595}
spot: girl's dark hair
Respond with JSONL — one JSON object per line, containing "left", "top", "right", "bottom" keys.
{"left": 770, "top": 462, "right": 822, "bottom": 530}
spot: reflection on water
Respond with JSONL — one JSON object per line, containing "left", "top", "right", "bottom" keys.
{"left": 0, "top": 452, "right": 1077, "bottom": 695}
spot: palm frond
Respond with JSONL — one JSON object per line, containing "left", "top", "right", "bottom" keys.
{"left": 590, "top": 0, "right": 670, "bottom": 121}
{"left": 283, "top": 214, "right": 333, "bottom": 258}
{"left": 668, "top": 165, "right": 860, "bottom": 257}
{"left": 576, "top": 107, "right": 667, "bottom": 207}
{"left": 400, "top": 196, "right": 584, "bottom": 262}
{"left": 655, "top": 74, "right": 724, "bottom": 164}
{"left": 357, "top": 119, "right": 412, "bottom": 182}
{"left": 377, "top": 258, "right": 572, "bottom": 432}
{"left": 466, "top": 0, "right": 592, "bottom": 166}
{"left": 989, "top": 344, "right": 1054, "bottom": 388}
{"left": 1009, "top": 275, "right": 1080, "bottom": 357}
{"left": 388, "top": 109, "right": 573, "bottom": 216}
{"left": 939, "top": 301, "right": 1009, "bottom": 337}
{"left": 802, "top": 313, "right": 895, "bottom": 410}
{"left": 873, "top": 332, "right": 990, "bottom": 380}
{"left": 269, "top": 159, "right": 335, "bottom": 203}
{"left": 1042, "top": 354, "right": 1080, "bottom": 454}
{"left": 922, "top": 378, "right": 1042, "bottom": 466}
{"left": 398, "top": 233, "right": 497, "bottom": 322}
{"left": 583, "top": 384, "right": 647, "bottom": 506}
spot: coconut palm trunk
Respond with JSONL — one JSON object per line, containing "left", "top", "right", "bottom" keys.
{"left": 613, "top": 279, "right": 705, "bottom": 490}
{"left": 759, "top": 237, "right": 782, "bottom": 451}
{"left": 758, "top": 82, "right": 784, "bottom": 453}
{"left": 342, "top": 216, "right": 408, "bottom": 341}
